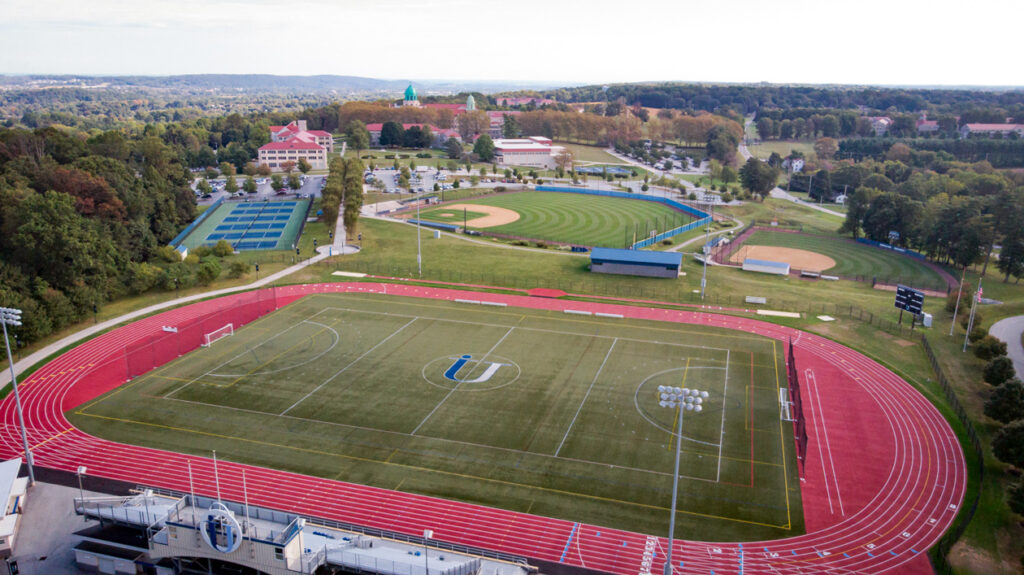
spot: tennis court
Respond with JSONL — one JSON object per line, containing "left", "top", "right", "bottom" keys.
{"left": 179, "top": 199, "right": 311, "bottom": 251}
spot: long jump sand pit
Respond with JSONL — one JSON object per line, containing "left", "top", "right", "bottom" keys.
{"left": 443, "top": 203, "right": 520, "bottom": 228}
{"left": 730, "top": 245, "right": 836, "bottom": 272}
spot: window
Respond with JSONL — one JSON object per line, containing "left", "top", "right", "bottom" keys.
{"left": 275, "top": 547, "right": 284, "bottom": 560}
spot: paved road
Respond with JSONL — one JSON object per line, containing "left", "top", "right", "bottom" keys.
{"left": 990, "top": 315, "right": 1024, "bottom": 379}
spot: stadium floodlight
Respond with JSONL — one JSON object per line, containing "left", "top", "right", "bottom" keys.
{"left": 76, "top": 466, "right": 87, "bottom": 516}
{"left": 0, "top": 307, "right": 33, "bottom": 485}
{"left": 658, "top": 385, "right": 709, "bottom": 575}
{"left": 423, "top": 529, "right": 434, "bottom": 575}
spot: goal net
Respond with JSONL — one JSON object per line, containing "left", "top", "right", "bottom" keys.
{"left": 201, "top": 323, "right": 234, "bottom": 347}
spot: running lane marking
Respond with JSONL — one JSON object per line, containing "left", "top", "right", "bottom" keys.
{"left": 554, "top": 338, "right": 617, "bottom": 457}
{"left": 806, "top": 368, "right": 845, "bottom": 516}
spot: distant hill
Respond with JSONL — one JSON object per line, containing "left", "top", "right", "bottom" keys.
{"left": 0, "top": 74, "right": 557, "bottom": 96}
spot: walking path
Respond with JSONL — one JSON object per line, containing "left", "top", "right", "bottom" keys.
{"left": 990, "top": 315, "right": 1024, "bottom": 379}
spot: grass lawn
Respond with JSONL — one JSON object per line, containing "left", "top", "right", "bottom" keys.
{"left": 723, "top": 198, "right": 845, "bottom": 236}
{"left": 739, "top": 230, "right": 949, "bottom": 290}
{"left": 70, "top": 292, "right": 803, "bottom": 542}
{"left": 748, "top": 141, "right": 816, "bottom": 160}
{"left": 415, "top": 190, "right": 699, "bottom": 248}
{"left": 555, "top": 142, "right": 624, "bottom": 164}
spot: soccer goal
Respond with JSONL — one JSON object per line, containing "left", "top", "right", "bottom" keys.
{"left": 201, "top": 323, "right": 234, "bottom": 347}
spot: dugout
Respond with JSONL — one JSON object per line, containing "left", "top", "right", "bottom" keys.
{"left": 590, "top": 247, "right": 682, "bottom": 278}
{"left": 742, "top": 258, "right": 791, "bottom": 276}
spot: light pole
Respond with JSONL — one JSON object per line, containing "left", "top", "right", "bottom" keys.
{"left": 423, "top": 529, "right": 433, "bottom": 575}
{"left": 657, "top": 385, "right": 708, "bottom": 575}
{"left": 416, "top": 190, "right": 423, "bottom": 277}
{"left": 700, "top": 202, "right": 712, "bottom": 301}
{"left": 76, "top": 466, "right": 87, "bottom": 516}
{"left": 1, "top": 308, "right": 34, "bottom": 485}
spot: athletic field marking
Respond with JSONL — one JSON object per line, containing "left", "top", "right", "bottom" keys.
{"left": 208, "top": 320, "right": 340, "bottom": 377}
{"left": 319, "top": 293, "right": 771, "bottom": 345}
{"left": 773, "top": 340, "right": 793, "bottom": 529}
{"left": 72, "top": 410, "right": 789, "bottom": 529}
{"left": 319, "top": 305, "right": 737, "bottom": 355}
{"left": 554, "top": 338, "right": 617, "bottom": 457}
{"left": 716, "top": 350, "right": 730, "bottom": 482}
{"left": 806, "top": 368, "right": 845, "bottom": 516}
{"left": 279, "top": 318, "right": 417, "bottom": 416}
{"left": 411, "top": 326, "right": 515, "bottom": 435}
{"left": 164, "top": 307, "right": 329, "bottom": 398}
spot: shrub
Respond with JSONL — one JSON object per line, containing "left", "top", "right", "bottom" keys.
{"left": 992, "top": 420, "right": 1024, "bottom": 468}
{"left": 227, "top": 260, "right": 250, "bottom": 279}
{"left": 968, "top": 326, "right": 988, "bottom": 342}
{"left": 945, "top": 281, "right": 972, "bottom": 312}
{"left": 641, "top": 184, "right": 649, "bottom": 191}
{"left": 193, "top": 246, "right": 212, "bottom": 258}
{"left": 416, "top": 153, "right": 431, "bottom": 158}
{"left": 399, "top": 154, "right": 410, "bottom": 159}
{"left": 384, "top": 154, "right": 396, "bottom": 159}
{"left": 536, "top": 179, "right": 543, "bottom": 185}
{"left": 661, "top": 239, "right": 674, "bottom": 246}
{"left": 984, "top": 379, "right": 1024, "bottom": 423}
{"left": 183, "top": 253, "right": 200, "bottom": 265}
{"left": 984, "top": 357, "right": 1017, "bottom": 386}
{"left": 721, "top": 192, "right": 734, "bottom": 203}
{"left": 494, "top": 186, "right": 507, "bottom": 193}
{"left": 974, "top": 335, "right": 1008, "bottom": 360}
{"left": 212, "top": 240, "right": 234, "bottom": 257}
{"left": 535, "top": 242, "right": 548, "bottom": 249}
{"left": 1008, "top": 482, "right": 1024, "bottom": 515}
{"left": 196, "top": 259, "right": 221, "bottom": 285}
{"left": 960, "top": 309, "right": 982, "bottom": 331}
{"left": 156, "top": 244, "right": 181, "bottom": 263}
{"left": 511, "top": 240, "right": 530, "bottom": 246}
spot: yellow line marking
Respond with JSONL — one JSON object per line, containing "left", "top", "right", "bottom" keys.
{"left": 23, "top": 428, "right": 70, "bottom": 454}
{"left": 73, "top": 410, "right": 788, "bottom": 530}
{"left": 773, "top": 339, "right": 793, "bottom": 529}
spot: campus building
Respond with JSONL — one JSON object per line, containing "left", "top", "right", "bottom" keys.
{"left": 258, "top": 120, "right": 333, "bottom": 171}
{"left": 960, "top": 123, "right": 1024, "bottom": 138}
{"left": 493, "top": 137, "right": 564, "bottom": 169}
{"left": 394, "top": 86, "right": 519, "bottom": 139}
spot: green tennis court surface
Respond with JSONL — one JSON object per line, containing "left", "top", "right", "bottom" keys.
{"left": 70, "top": 292, "right": 803, "bottom": 541}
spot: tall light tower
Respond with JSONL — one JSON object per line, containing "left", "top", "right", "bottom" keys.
{"left": 1, "top": 308, "right": 34, "bottom": 485}
{"left": 657, "top": 385, "right": 708, "bottom": 575}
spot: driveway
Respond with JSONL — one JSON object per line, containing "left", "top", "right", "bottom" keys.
{"left": 990, "top": 315, "right": 1024, "bottom": 379}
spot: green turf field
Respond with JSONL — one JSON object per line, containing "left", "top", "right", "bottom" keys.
{"left": 416, "top": 191, "right": 695, "bottom": 248}
{"left": 740, "top": 230, "right": 949, "bottom": 290}
{"left": 69, "top": 292, "right": 803, "bottom": 541}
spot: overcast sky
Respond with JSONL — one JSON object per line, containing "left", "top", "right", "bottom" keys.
{"left": 0, "top": 0, "right": 1020, "bottom": 87}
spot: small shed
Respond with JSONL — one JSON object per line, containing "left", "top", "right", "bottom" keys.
{"left": 742, "top": 258, "right": 791, "bottom": 276}
{"left": 590, "top": 248, "right": 683, "bottom": 278}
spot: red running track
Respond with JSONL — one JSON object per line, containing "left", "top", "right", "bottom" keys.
{"left": 0, "top": 283, "right": 965, "bottom": 575}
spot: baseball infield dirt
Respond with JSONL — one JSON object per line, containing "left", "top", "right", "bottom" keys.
{"left": 729, "top": 245, "right": 836, "bottom": 272}
{"left": 444, "top": 204, "right": 520, "bottom": 228}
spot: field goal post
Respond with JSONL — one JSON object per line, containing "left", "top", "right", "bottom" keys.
{"left": 201, "top": 323, "right": 234, "bottom": 347}
{"left": 786, "top": 338, "right": 809, "bottom": 477}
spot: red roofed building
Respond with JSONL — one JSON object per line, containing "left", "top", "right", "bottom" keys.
{"left": 259, "top": 120, "right": 333, "bottom": 171}
{"left": 960, "top": 123, "right": 1024, "bottom": 138}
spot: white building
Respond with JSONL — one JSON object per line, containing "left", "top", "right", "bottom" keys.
{"left": 493, "top": 137, "right": 564, "bottom": 169}
{"left": 0, "top": 458, "right": 28, "bottom": 559}
{"left": 960, "top": 123, "right": 1024, "bottom": 138}
{"left": 258, "top": 120, "right": 333, "bottom": 171}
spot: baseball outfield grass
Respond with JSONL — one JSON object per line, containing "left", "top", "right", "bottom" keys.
{"left": 416, "top": 191, "right": 697, "bottom": 248}
{"left": 739, "top": 230, "right": 950, "bottom": 291}
{"left": 69, "top": 292, "right": 804, "bottom": 542}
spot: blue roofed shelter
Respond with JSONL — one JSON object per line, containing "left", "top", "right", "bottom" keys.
{"left": 590, "top": 248, "right": 683, "bottom": 278}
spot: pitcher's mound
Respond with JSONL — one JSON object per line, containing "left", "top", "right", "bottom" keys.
{"left": 730, "top": 246, "right": 835, "bottom": 272}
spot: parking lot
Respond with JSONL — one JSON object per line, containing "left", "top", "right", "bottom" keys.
{"left": 194, "top": 174, "right": 326, "bottom": 206}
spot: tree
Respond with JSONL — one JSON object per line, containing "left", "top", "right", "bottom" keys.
{"left": 473, "top": 134, "right": 495, "bottom": 162}
{"left": 224, "top": 175, "right": 238, "bottom": 195}
{"left": 196, "top": 259, "right": 221, "bottom": 285}
{"left": 502, "top": 114, "right": 520, "bottom": 138}
{"left": 227, "top": 260, "right": 250, "bottom": 279}
{"left": 1008, "top": 482, "right": 1024, "bottom": 515}
{"left": 218, "top": 162, "right": 235, "bottom": 176}
{"left": 196, "top": 179, "right": 213, "bottom": 195}
{"left": 257, "top": 164, "right": 272, "bottom": 176}
{"left": 554, "top": 148, "right": 575, "bottom": 172}
{"left": 242, "top": 162, "right": 259, "bottom": 176}
{"left": 998, "top": 225, "right": 1024, "bottom": 282}
{"left": 270, "top": 174, "right": 285, "bottom": 191}
{"left": 242, "top": 177, "right": 257, "bottom": 194}
{"left": 974, "top": 335, "right": 1008, "bottom": 360}
{"left": 993, "top": 420, "right": 1024, "bottom": 468}
{"left": 721, "top": 166, "right": 737, "bottom": 185}
{"left": 984, "top": 357, "right": 1017, "bottom": 386}
{"left": 281, "top": 160, "right": 296, "bottom": 174}
{"left": 839, "top": 187, "right": 881, "bottom": 238}
{"left": 739, "top": 158, "right": 778, "bottom": 200}
{"left": 984, "top": 379, "right": 1024, "bottom": 423}
{"left": 814, "top": 137, "right": 838, "bottom": 162}
{"left": 288, "top": 173, "right": 302, "bottom": 190}
{"left": 346, "top": 120, "right": 370, "bottom": 156}
{"left": 212, "top": 240, "right": 234, "bottom": 257}
{"left": 445, "top": 138, "right": 463, "bottom": 159}
{"left": 298, "top": 158, "right": 312, "bottom": 174}
{"left": 380, "top": 121, "right": 404, "bottom": 147}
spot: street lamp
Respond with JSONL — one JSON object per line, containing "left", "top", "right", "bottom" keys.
{"left": 657, "top": 385, "right": 708, "bottom": 575}
{"left": 423, "top": 529, "right": 433, "bottom": 575}
{"left": 1, "top": 308, "right": 34, "bottom": 485}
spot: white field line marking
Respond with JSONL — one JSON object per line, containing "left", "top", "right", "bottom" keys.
{"left": 208, "top": 320, "right": 340, "bottom": 378}
{"left": 279, "top": 318, "right": 417, "bottom": 416}
{"left": 161, "top": 395, "right": 717, "bottom": 481}
{"left": 554, "top": 338, "right": 618, "bottom": 457}
{"left": 411, "top": 327, "right": 515, "bottom": 435}
{"left": 716, "top": 349, "right": 730, "bottom": 483}
{"left": 164, "top": 307, "right": 329, "bottom": 399}
{"left": 807, "top": 368, "right": 845, "bottom": 516}
{"left": 319, "top": 305, "right": 737, "bottom": 354}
